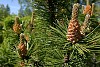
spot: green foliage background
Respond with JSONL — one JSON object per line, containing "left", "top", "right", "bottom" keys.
{"left": 0, "top": 0, "right": 100, "bottom": 67}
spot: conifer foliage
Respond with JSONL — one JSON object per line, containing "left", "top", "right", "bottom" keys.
{"left": 0, "top": 0, "right": 100, "bottom": 67}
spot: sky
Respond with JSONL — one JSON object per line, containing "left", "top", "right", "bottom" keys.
{"left": 0, "top": 0, "right": 20, "bottom": 14}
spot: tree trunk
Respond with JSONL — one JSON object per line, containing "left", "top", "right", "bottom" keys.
{"left": 47, "top": 0, "right": 56, "bottom": 27}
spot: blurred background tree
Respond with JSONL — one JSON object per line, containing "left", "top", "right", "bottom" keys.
{"left": 0, "top": 4, "right": 10, "bottom": 21}
{"left": 17, "top": 0, "right": 100, "bottom": 26}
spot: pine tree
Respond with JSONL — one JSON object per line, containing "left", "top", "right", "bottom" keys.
{"left": 0, "top": 0, "right": 100, "bottom": 67}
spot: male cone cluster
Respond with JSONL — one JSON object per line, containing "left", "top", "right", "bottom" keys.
{"left": 81, "top": 0, "right": 94, "bottom": 35}
{"left": 18, "top": 33, "right": 27, "bottom": 59}
{"left": 13, "top": 17, "right": 21, "bottom": 34}
{"left": 81, "top": 14, "right": 90, "bottom": 35}
{"left": 67, "top": 3, "right": 82, "bottom": 43}
{"left": 83, "top": 5, "right": 92, "bottom": 15}
{"left": 83, "top": 0, "right": 94, "bottom": 16}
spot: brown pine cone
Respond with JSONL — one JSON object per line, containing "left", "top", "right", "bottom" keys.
{"left": 83, "top": 0, "right": 94, "bottom": 16}
{"left": 13, "top": 23, "right": 21, "bottom": 34}
{"left": 67, "top": 19, "right": 82, "bottom": 43}
{"left": 71, "top": 3, "right": 79, "bottom": 19}
{"left": 81, "top": 14, "right": 90, "bottom": 35}
{"left": 67, "top": 3, "right": 82, "bottom": 43}
{"left": 13, "top": 17, "right": 21, "bottom": 34}
{"left": 83, "top": 5, "right": 92, "bottom": 15}
{"left": 18, "top": 43, "right": 27, "bottom": 58}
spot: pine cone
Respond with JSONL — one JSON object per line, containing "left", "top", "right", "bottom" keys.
{"left": 27, "top": 12, "right": 35, "bottom": 33}
{"left": 67, "top": 3, "right": 82, "bottom": 43}
{"left": 83, "top": 5, "right": 92, "bottom": 15}
{"left": 67, "top": 19, "right": 82, "bottom": 43}
{"left": 81, "top": 14, "right": 90, "bottom": 35}
{"left": 13, "top": 23, "right": 21, "bottom": 34}
{"left": 71, "top": 3, "right": 79, "bottom": 19}
{"left": 18, "top": 43, "right": 27, "bottom": 58}
{"left": 18, "top": 33, "right": 27, "bottom": 59}
{"left": 13, "top": 17, "right": 21, "bottom": 34}
{"left": 83, "top": 0, "right": 94, "bottom": 16}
